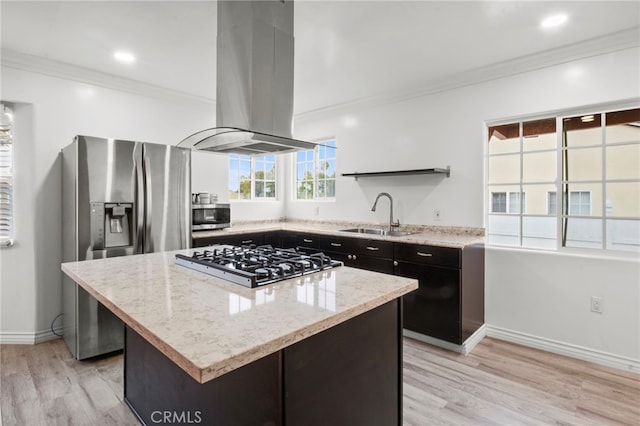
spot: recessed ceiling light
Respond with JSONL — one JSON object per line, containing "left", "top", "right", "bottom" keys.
{"left": 581, "top": 115, "right": 595, "bottom": 123}
{"left": 113, "top": 50, "right": 136, "bottom": 64}
{"left": 540, "top": 14, "right": 568, "bottom": 29}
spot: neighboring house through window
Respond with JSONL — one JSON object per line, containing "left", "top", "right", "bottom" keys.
{"left": 486, "top": 106, "right": 640, "bottom": 252}
{"left": 490, "top": 191, "right": 526, "bottom": 213}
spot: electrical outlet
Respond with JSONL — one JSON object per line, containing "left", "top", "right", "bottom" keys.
{"left": 434, "top": 209, "right": 441, "bottom": 221}
{"left": 590, "top": 296, "right": 604, "bottom": 313}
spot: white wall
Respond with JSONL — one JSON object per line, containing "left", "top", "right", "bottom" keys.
{"left": 1, "top": 46, "right": 639, "bottom": 370}
{"left": 0, "top": 66, "right": 216, "bottom": 341}
{"left": 486, "top": 248, "right": 640, "bottom": 368}
{"left": 191, "top": 148, "right": 286, "bottom": 222}
{"left": 290, "top": 48, "right": 640, "bottom": 367}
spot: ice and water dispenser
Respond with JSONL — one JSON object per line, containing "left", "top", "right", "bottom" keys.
{"left": 90, "top": 202, "right": 134, "bottom": 251}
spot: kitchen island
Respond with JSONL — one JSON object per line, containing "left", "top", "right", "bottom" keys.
{"left": 62, "top": 248, "right": 418, "bottom": 425}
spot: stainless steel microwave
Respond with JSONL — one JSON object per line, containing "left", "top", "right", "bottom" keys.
{"left": 192, "top": 203, "right": 231, "bottom": 230}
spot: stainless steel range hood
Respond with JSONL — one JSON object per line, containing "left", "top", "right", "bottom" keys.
{"left": 179, "top": 0, "right": 316, "bottom": 155}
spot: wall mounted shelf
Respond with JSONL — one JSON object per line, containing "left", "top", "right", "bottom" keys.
{"left": 342, "top": 166, "right": 450, "bottom": 180}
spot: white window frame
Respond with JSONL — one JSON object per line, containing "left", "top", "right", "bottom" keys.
{"left": 0, "top": 103, "right": 14, "bottom": 247}
{"left": 485, "top": 103, "right": 640, "bottom": 253}
{"left": 293, "top": 138, "right": 336, "bottom": 201}
{"left": 228, "top": 154, "right": 278, "bottom": 201}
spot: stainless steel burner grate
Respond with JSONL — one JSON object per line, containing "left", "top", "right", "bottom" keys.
{"left": 175, "top": 245, "right": 343, "bottom": 288}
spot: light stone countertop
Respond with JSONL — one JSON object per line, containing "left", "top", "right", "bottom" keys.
{"left": 61, "top": 248, "right": 418, "bottom": 384}
{"left": 193, "top": 219, "right": 485, "bottom": 248}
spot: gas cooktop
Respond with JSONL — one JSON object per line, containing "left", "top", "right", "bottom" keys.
{"left": 175, "top": 245, "right": 343, "bottom": 288}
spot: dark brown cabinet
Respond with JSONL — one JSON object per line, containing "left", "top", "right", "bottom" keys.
{"left": 192, "top": 232, "right": 265, "bottom": 248}
{"left": 394, "top": 242, "right": 484, "bottom": 345}
{"left": 125, "top": 300, "right": 403, "bottom": 425}
{"left": 395, "top": 261, "right": 460, "bottom": 342}
{"left": 299, "top": 233, "right": 394, "bottom": 274}
{"left": 192, "top": 229, "right": 483, "bottom": 345}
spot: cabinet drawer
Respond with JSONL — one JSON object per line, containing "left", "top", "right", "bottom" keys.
{"left": 317, "top": 236, "right": 358, "bottom": 254}
{"left": 394, "top": 243, "right": 460, "bottom": 268}
{"left": 354, "top": 238, "right": 394, "bottom": 259}
{"left": 296, "top": 233, "right": 322, "bottom": 248}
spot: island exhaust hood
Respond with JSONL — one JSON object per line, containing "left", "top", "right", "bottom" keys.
{"left": 178, "top": 0, "right": 316, "bottom": 155}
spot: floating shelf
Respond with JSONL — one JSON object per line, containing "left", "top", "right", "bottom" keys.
{"left": 342, "top": 166, "right": 450, "bottom": 180}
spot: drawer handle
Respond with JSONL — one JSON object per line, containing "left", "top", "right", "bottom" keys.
{"left": 303, "top": 239, "right": 313, "bottom": 243}
{"left": 417, "top": 251, "right": 433, "bottom": 257}
{"left": 366, "top": 246, "right": 380, "bottom": 251}
{"left": 330, "top": 242, "right": 342, "bottom": 247}
{"left": 241, "top": 240, "right": 253, "bottom": 244}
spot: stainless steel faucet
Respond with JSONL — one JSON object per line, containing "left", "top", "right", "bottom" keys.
{"left": 371, "top": 192, "right": 400, "bottom": 230}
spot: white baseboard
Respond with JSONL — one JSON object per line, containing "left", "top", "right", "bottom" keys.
{"left": 0, "top": 327, "right": 62, "bottom": 345}
{"left": 485, "top": 325, "right": 640, "bottom": 374}
{"left": 403, "top": 325, "right": 488, "bottom": 355}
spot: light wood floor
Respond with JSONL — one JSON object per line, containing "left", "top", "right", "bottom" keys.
{"left": 1, "top": 337, "right": 638, "bottom": 425}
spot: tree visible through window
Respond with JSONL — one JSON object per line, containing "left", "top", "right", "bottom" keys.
{"left": 295, "top": 139, "right": 336, "bottom": 200}
{"left": 228, "top": 154, "right": 276, "bottom": 200}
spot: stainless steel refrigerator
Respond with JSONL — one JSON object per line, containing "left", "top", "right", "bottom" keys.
{"left": 61, "top": 135, "right": 191, "bottom": 359}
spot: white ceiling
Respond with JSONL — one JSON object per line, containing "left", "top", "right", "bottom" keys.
{"left": 2, "top": 1, "right": 639, "bottom": 114}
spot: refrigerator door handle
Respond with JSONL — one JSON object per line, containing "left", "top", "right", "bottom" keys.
{"left": 134, "top": 145, "right": 145, "bottom": 254}
{"left": 144, "top": 153, "right": 153, "bottom": 253}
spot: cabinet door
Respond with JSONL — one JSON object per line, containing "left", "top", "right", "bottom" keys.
{"left": 279, "top": 231, "right": 298, "bottom": 249}
{"left": 325, "top": 251, "right": 358, "bottom": 268}
{"left": 356, "top": 255, "right": 395, "bottom": 274}
{"left": 263, "top": 231, "right": 281, "bottom": 247}
{"left": 396, "top": 262, "right": 461, "bottom": 344}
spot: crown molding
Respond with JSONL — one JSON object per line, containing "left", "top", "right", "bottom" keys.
{"left": 1, "top": 49, "right": 216, "bottom": 106}
{"left": 2, "top": 27, "right": 638, "bottom": 116}
{"left": 295, "top": 27, "right": 640, "bottom": 123}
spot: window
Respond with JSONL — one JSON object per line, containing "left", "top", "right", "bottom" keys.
{"left": 547, "top": 192, "right": 557, "bottom": 215}
{"left": 569, "top": 191, "right": 591, "bottom": 216}
{"left": 0, "top": 104, "right": 13, "bottom": 247}
{"left": 490, "top": 191, "right": 526, "bottom": 213}
{"left": 548, "top": 191, "right": 592, "bottom": 215}
{"left": 491, "top": 192, "right": 506, "bottom": 213}
{"left": 228, "top": 154, "right": 276, "bottom": 200}
{"left": 487, "top": 107, "right": 640, "bottom": 252}
{"left": 295, "top": 139, "right": 336, "bottom": 200}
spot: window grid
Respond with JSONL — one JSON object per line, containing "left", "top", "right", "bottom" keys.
{"left": 0, "top": 104, "right": 13, "bottom": 247}
{"left": 229, "top": 154, "right": 276, "bottom": 201}
{"left": 487, "top": 106, "right": 640, "bottom": 253}
{"left": 253, "top": 155, "right": 276, "bottom": 199}
{"left": 316, "top": 140, "right": 336, "bottom": 199}
{"left": 295, "top": 139, "right": 336, "bottom": 200}
{"left": 296, "top": 150, "right": 315, "bottom": 200}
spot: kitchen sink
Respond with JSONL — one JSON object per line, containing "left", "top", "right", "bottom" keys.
{"left": 340, "top": 228, "right": 415, "bottom": 237}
